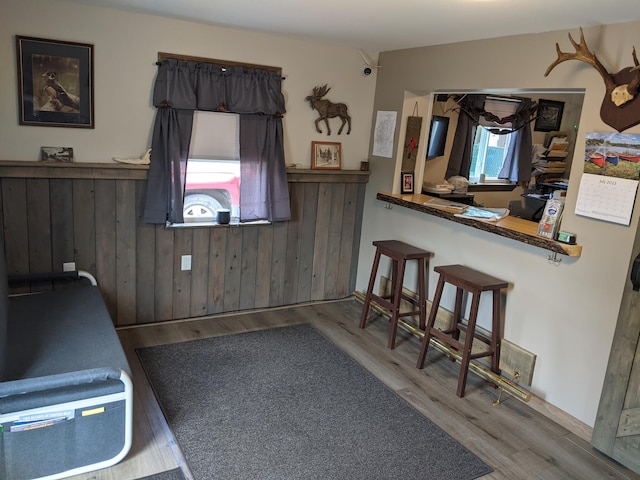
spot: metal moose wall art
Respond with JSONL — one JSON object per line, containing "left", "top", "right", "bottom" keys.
{"left": 545, "top": 28, "right": 640, "bottom": 132}
{"left": 305, "top": 84, "right": 351, "bottom": 135}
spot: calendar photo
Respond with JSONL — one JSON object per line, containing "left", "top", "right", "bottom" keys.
{"left": 584, "top": 132, "right": 640, "bottom": 180}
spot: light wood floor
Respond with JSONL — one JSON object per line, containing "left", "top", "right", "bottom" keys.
{"left": 68, "top": 298, "right": 640, "bottom": 480}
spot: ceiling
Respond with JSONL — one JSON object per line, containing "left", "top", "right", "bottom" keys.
{"left": 63, "top": 0, "right": 640, "bottom": 52}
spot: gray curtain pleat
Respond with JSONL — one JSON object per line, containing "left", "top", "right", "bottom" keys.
{"left": 239, "top": 115, "right": 290, "bottom": 222}
{"left": 445, "top": 95, "right": 486, "bottom": 179}
{"left": 144, "top": 59, "right": 289, "bottom": 224}
{"left": 144, "top": 108, "right": 194, "bottom": 224}
{"left": 498, "top": 98, "right": 534, "bottom": 183}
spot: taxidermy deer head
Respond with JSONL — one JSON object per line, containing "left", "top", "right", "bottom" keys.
{"left": 545, "top": 28, "right": 640, "bottom": 132}
{"left": 305, "top": 84, "right": 351, "bottom": 135}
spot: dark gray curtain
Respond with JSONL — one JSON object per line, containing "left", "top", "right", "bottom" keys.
{"left": 144, "top": 59, "right": 290, "bottom": 224}
{"left": 144, "top": 108, "right": 193, "bottom": 224}
{"left": 445, "top": 95, "right": 486, "bottom": 179}
{"left": 240, "top": 115, "right": 290, "bottom": 221}
{"left": 498, "top": 98, "right": 534, "bottom": 183}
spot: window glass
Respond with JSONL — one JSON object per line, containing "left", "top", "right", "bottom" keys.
{"left": 469, "top": 127, "right": 511, "bottom": 182}
{"left": 181, "top": 111, "right": 241, "bottom": 225}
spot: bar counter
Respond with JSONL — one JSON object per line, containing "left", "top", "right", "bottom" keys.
{"left": 377, "top": 192, "right": 582, "bottom": 257}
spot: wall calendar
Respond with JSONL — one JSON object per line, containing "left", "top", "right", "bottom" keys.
{"left": 575, "top": 173, "right": 638, "bottom": 225}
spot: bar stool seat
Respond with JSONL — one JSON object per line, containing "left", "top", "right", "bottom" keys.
{"left": 416, "top": 264, "right": 508, "bottom": 397}
{"left": 359, "top": 240, "right": 432, "bottom": 349}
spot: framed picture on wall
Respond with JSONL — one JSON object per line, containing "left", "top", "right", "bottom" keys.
{"left": 16, "top": 36, "right": 94, "bottom": 128}
{"left": 534, "top": 99, "right": 564, "bottom": 132}
{"left": 311, "top": 141, "right": 342, "bottom": 170}
{"left": 401, "top": 172, "right": 414, "bottom": 194}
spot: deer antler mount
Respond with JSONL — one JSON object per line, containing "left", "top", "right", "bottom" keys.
{"left": 545, "top": 28, "right": 640, "bottom": 132}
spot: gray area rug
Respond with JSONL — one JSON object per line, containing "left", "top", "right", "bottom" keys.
{"left": 137, "top": 324, "right": 492, "bottom": 480}
{"left": 135, "top": 468, "right": 186, "bottom": 480}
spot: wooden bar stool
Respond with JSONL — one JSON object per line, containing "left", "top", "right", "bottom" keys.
{"left": 359, "top": 240, "right": 432, "bottom": 349}
{"left": 416, "top": 264, "right": 508, "bottom": 397}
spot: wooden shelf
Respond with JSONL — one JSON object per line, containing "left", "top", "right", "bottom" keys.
{"left": 286, "top": 168, "right": 370, "bottom": 183}
{"left": 377, "top": 192, "right": 582, "bottom": 257}
{"left": 0, "top": 162, "right": 370, "bottom": 184}
{"left": 0, "top": 161, "right": 149, "bottom": 180}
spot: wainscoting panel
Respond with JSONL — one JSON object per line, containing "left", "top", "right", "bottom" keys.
{"left": 0, "top": 163, "right": 368, "bottom": 325}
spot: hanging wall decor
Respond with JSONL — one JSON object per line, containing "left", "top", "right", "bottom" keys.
{"left": 401, "top": 102, "right": 423, "bottom": 172}
{"left": 544, "top": 28, "right": 640, "bottom": 132}
{"left": 16, "top": 36, "right": 94, "bottom": 128}
{"left": 305, "top": 85, "right": 351, "bottom": 135}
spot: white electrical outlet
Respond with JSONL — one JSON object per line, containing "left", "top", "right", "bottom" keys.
{"left": 63, "top": 262, "right": 76, "bottom": 272}
{"left": 181, "top": 255, "right": 192, "bottom": 271}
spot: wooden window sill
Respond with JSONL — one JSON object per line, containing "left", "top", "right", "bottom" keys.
{"left": 377, "top": 192, "right": 581, "bottom": 257}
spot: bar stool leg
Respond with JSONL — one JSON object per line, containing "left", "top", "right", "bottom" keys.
{"left": 417, "top": 257, "right": 426, "bottom": 330}
{"left": 491, "top": 289, "right": 501, "bottom": 375}
{"left": 416, "top": 275, "right": 445, "bottom": 369}
{"left": 450, "top": 287, "right": 464, "bottom": 340}
{"left": 388, "top": 258, "right": 407, "bottom": 349}
{"left": 457, "top": 292, "right": 481, "bottom": 397}
{"left": 359, "top": 248, "right": 382, "bottom": 329}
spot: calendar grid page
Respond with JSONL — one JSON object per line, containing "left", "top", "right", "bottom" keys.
{"left": 575, "top": 173, "right": 638, "bottom": 225}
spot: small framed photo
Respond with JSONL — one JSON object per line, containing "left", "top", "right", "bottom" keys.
{"left": 401, "top": 172, "right": 414, "bottom": 194}
{"left": 534, "top": 99, "right": 564, "bottom": 132}
{"left": 16, "top": 36, "right": 94, "bottom": 128}
{"left": 40, "top": 146, "right": 74, "bottom": 162}
{"left": 311, "top": 141, "right": 342, "bottom": 170}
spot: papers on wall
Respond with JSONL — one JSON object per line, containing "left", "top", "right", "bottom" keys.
{"left": 372, "top": 111, "right": 397, "bottom": 158}
{"left": 575, "top": 173, "right": 638, "bottom": 226}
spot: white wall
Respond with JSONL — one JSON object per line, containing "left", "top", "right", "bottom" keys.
{"left": 0, "top": 0, "right": 377, "bottom": 169}
{"left": 360, "top": 23, "right": 640, "bottom": 427}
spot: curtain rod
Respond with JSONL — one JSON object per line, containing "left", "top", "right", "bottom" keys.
{"left": 156, "top": 52, "right": 284, "bottom": 78}
{"left": 485, "top": 95, "right": 521, "bottom": 103}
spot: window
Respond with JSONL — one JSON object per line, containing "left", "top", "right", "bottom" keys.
{"left": 469, "top": 126, "right": 512, "bottom": 182}
{"left": 181, "top": 111, "right": 241, "bottom": 225}
{"left": 469, "top": 97, "right": 518, "bottom": 183}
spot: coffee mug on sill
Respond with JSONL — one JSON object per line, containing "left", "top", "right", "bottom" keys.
{"left": 217, "top": 209, "right": 231, "bottom": 224}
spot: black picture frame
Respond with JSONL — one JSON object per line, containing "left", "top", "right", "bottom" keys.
{"left": 534, "top": 99, "right": 564, "bottom": 132}
{"left": 401, "top": 172, "right": 414, "bottom": 194}
{"left": 16, "top": 36, "right": 94, "bottom": 128}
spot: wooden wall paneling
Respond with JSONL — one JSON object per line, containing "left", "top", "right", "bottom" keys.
{"left": 135, "top": 181, "right": 156, "bottom": 324}
{"left": 115, "top": 180, "right": 137, "bottom": 325}
{"left": 255, "top": 224, "right": 274, "bottom": 309}
{"left": 2, "top": 179, "right": 29, "bottom": 279}
{"left": 49, "top": 179, "right": 74, "bottom": 286}
{"left": 269, "top": 220, "right": 288, "bottom": 307}
{"left": 223, "top": 228, "right": 243, "bottom": 312}
{"left": 297, "top": 183, "right": 319, "bottom": 304}
{"left": 154, "top": 225, "right": 175, "bottom": 322}
{"left": 72, "top": 179, "right": 97, "bottom": 277}
{"left": 349, "top": 183, "right": 367, "bottom": 293}
{"left": 26, "top": 179, "right": 53, "bottom": 292}
{"left": 324, "top": 183, "right": 346, "bottom": 300}
{"left": 336, "top": 183, "right": 358, "bottom": 298}
{"left": 189, "top": 228, "right": 211, "bottom": 318}
{"left": 283, "top": 183, "right": 304, "bottom": 305}
{"left": 172, "top": 228, "right": 193, "bottom": 320}
{"left": 311, "top": 183, "right": 331, "bottom": 301}
{"left": 239, "top": 225, "right": 259, "bottom": 311}
{"left": 0, "top": 166, "right": 369, "bottom": 325}
{"left": 207, "top": 227, "right": 227, "bottom": 314}
{"left": 94, "top": 179, "right": 118, "bottom": 321}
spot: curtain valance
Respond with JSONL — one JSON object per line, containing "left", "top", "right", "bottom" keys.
{"left": 152, "top": 59, "right": 286, "bottom": 115}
